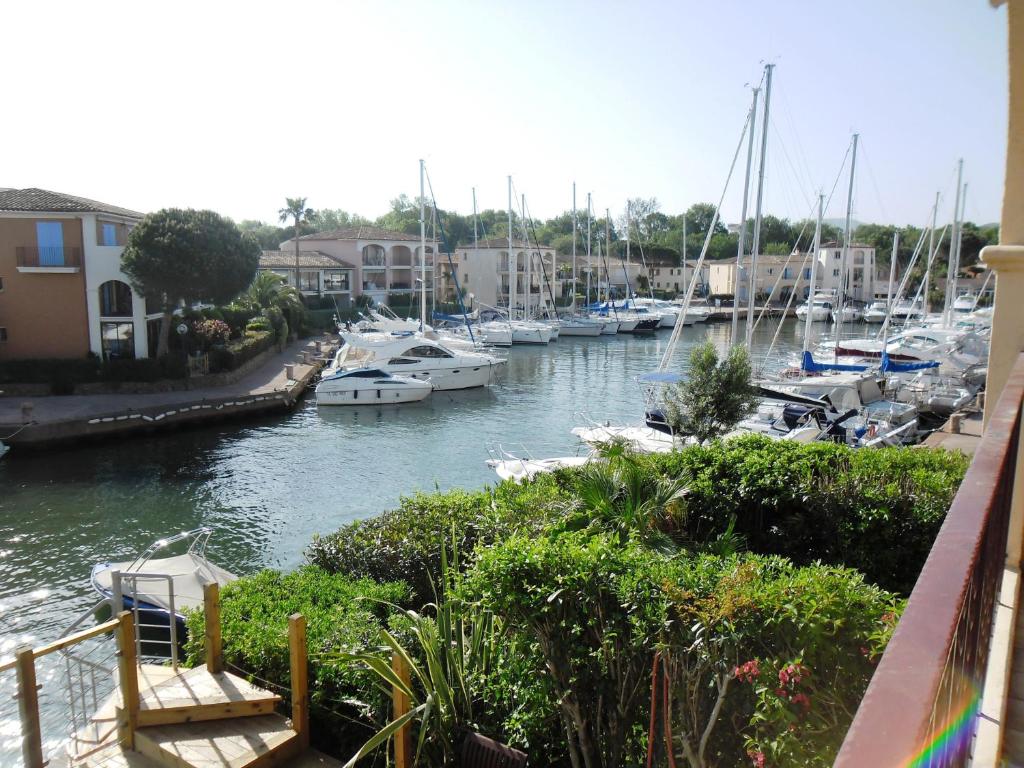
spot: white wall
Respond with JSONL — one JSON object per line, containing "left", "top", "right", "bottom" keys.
{"left": 82, "top": 213, "right": 149, "bottom": 358}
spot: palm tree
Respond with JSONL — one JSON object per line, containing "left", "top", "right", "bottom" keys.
{"left": 278, "top": 197, "right": 314, "bottom": 282}
{"left": 242, "top": 272, "right": 305, "bottom": 327}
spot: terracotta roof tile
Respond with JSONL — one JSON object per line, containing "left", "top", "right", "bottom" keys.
{"left": 259, "top": 250, "right": 355, "bottom": 269}
{"left": 0, "top": 188, "right": 143, "bottom": 218}
{"left": 295, "top": 226, "right": 425, "bottom": 243}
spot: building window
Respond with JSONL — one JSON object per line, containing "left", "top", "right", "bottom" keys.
{"left": 804, "top": 268, "right": 811, "bottom": 279}
{"left": 298, "top": 271, "right": 319, "bottom": 291}
{"left": 323, "top": 270, "right": 350, "bottom": 291}
{"left": 100, "top": 280, "right": 133, "bottom": 317}
{"left": 101, "top": 321, "right": 134, "bottom": 360}
{"left": 0, "top": 328, "right": 7, "bottom": 342}
{"left": 0, "top": 276, "right": 4, "bottom": 291}
{"left": 36, "top": 221, "right": 65, "bottom": 266}
{"left": 362, "top": 244, "right": 386, "bottom": 267}
{"left": 102, "top": 223, "right": 118, "bottom": 246}
{"left": 782, "top": 268, "right": 791, "bottom": 279}
{"left": 834, "top": 252, "right": 841, "bottom": 260}
{"left": 833, "top": 269, "right": 840, "bottom": 277}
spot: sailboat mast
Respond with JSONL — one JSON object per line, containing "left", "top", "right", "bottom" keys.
{"left": 522, "top": 194, "right": 533, "bottom": 318}
{"left": 924, "top": 192, "right": 938, "bottom": 316}
{"left": 681, "top": 216, "right": 687, "bottom": 300}
{"left": 802, "top": 193, "right": 824, "bottom": 355}
{"left": 943, "top": 159, "right": 964, "bottom": 324}
{"left": 586, "top": 193, "right": 593, "bottom": 309}
{"left": 419, "top": 159, "right": 427, "bottom": 332}
{"left": 881, "top": 230, "right": 899, "bottom": 344}
{"left": 834, "top": 133, "right": 858, "bottom": 361}
{"left": 887, "top": 231, "right": 899, "bottom": 311}
{"left": 947, "top": 176, "right": 967, "bottom": 325}
{"left": 626, "top": 204, "right": 632, "bottom": 302}
{"left": 732, "top": 86, "right": 760, "bottom": 344}
{"left": 472, "top": 187, "right": 478, "bottom": 249}
{"left": 508, "top": 175, "right": 515, "bottom": 320}
{"left": 572, "top": 182, "right": 577, "bottom": 314}
{"left": 745, "top": 65, "right": 774, "bottom": 351}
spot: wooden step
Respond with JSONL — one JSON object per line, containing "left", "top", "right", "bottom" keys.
{"left": 137, "top": 667, "right": 282, "bottom": 726}
{"left": 134, "top": 713, "right": 301, "bottom": 768}
{"left": 74, "top": 741, "right": 164, "bottom": 768}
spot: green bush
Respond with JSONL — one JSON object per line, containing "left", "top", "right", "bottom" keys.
{"left": 463, "top": 535, "right": 900, "bottom": 768}
{"left": 208, "top": 330, "right": 275, "bottom": 373}
{"left": 0, "top": 354, "right": 189, "bottom": 390}
{"left": 567, "top": 434, "right": 967, "bottom": 594}
{"left": 303, "top": 308, "right": 339, "bottom": 332}
{"left": 307, "top": 479, "right": 566, "bottom": 604}
{"left": 183, "top": 566, "right": 408, "bottom": 760}
{"left": 246, "top": 317, "right": 271, "bottom": 332}
{"left": 220, "top": 303, "right": 255, "bottom": 337}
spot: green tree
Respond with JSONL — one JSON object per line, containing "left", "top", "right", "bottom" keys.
{"left": 279, "top": 196, "right": 314, "bottom": 276}
{"left": 307, "top": 208, "right": 371, "bottom": 232}
{"left": 237, "top": 219, "right": 289, "bottom": 250}
{"left": 121, "top": 209, "right": 260, "bottom": 356}
{"left": 664, "top": 341, "right": 759, "bottom": 442}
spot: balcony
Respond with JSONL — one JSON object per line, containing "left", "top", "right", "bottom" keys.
{"left": 16, "top": 246, "right": 83, "bottom": 273}
{"left": 836, "top": 352, "right": 1024, "bottom": 767}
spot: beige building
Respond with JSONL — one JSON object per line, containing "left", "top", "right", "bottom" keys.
{"left": 437, "top": 239, "right": 561, "bottom": 313}
{"left": 709, "top": 244, "right": 878, "bottom": 303}
{"left": 0, "top": 188, "right": 155, "bottom": 360}
{"left": 649, "top": 260, "right": 711, "bottom": 295}
{"left": 259, "top": 250, "right": 355, "bottom": 306}
{"left": 280, "top": 226, "right": 436, "bottom": 306}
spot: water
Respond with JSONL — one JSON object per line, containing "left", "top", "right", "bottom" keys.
{"left": 0, "top": 319, "right": 843, "bottom": 761}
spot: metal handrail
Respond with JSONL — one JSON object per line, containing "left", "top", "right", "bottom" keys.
{"left": 123, "top": 526, "right": 212, "bottom": 573}
{"left": 836, "top": 352, "right": 1024, "bottom": 766}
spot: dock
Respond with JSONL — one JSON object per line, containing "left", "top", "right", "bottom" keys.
{"left": 0, "top": 337, "right": 338, "bottom": 450}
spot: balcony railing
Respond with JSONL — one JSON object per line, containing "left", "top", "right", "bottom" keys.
{"left": 836, "top": 352, "right": 1024, "bottom": 767}
{"left": 16, "top": 246, "right": 83, "bottom": 268}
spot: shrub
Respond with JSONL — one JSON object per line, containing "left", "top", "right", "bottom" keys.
{"left": 246, "top": 317, "right": 271, "bottom": 333}
{"left": 183, "top": 566, "right": 408, "bottom": 759}
{"left": 208, "top": 330, "right": 275, "bottom": 373}
{"left": 617, "top": 434, "right": 967, "bottom": 594}
{"left": 220, "top": 303, "right": 256, "bottom": 337}
{"left": 0, "top": 354, "right": 189, "bottom": 389}
{"left": 463, "top": 535, "right": 901, "bottom": 768}
{"left": 190, "top": 318, "right": 231, "bottom": 349}
{"left": 307, "top": 479, "right": 566, "bottom": 604}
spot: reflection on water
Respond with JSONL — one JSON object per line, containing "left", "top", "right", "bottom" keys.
{"left": 0, "top": 319, "right": 848, "bottom": 760}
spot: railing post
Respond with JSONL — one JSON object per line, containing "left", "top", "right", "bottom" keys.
{"left": 204, "top": 582, "right": 223, "bottom": 674}
{"left": 115, "top": 611, "right": 139, "bottom": 749}
{"left": 392, "top": 652, "right": 413, "bottom": 768}
{"left": 288, "top": 613, "right": 309, "bottom": 750}
{"left": 15, "top": 645, "right": 44, "bottom": 768}
{"left": 110, "top": 570, "right": 123, "bottom": 617}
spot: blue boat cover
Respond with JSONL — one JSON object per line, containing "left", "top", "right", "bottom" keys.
{"left": 800, "top": 351, "right": 869, "bottom": 373}
{"left": 880, "top": 353, "right": 939, "bottom": 372}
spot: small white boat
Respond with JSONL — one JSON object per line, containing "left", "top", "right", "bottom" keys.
{"left": 795, "top": 299, "right": 833, "bottom": 322}
{"left": 485, "top": 445, "right": 592, "bottom": 482}
{"left": 571, "top": 423, "right": 691, "bottom": 454}
{"left": 863, "top": 301, "right": 888, "bottom": 323}
{"left": 511, "top": 321, "right": 553, "bottom": 344}
{"left": 316, "top": 366, "right": 433, "bottom": 405}
{"left": 953, "top": 292, "right": 978, "bottom": 314}
{"left": 91, "top": 528, "right": 236, "bottom": 632}
{"left": 831, "top": 304, "right": 863, "bottom": 323}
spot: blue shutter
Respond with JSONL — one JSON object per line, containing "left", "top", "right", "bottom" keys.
{"left": 36, "top": 222, "right": 65, "bottom": 266}
{"left": 102, "top": 223, "right": 117, "bottom": 246}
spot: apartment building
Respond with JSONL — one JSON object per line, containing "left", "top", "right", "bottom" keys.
{"left": 437, "top": 239, "right": 561, "bottom": 313}
{"left": 258, "top": 250, "right": 355, "bottom": 306}
{"left": 0, "top": 188, "right": 155, "bottom": 361}
{"left": 280, "top": 226, "right": 436, "bottom": 306}
{"left": 708, "top": 244, "right": 878, "bottom": 303}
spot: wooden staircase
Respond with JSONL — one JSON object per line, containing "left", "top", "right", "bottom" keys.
{"left": 68, "top": 585, "right": 337, "bottom": 768}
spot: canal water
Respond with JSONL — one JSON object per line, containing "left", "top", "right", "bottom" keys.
{"left": 0, "top": 319, "right": 844, "bottom": 761}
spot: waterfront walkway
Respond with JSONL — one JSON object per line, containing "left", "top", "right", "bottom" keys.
{"left": 0, "top": 337, "right": 336, "bottom": 448}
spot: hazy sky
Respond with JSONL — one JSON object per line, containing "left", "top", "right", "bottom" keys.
{"left": 4, "top": 1, "right": 1008, "bottom": 228}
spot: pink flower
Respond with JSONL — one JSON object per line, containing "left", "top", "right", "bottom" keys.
{"left": 791, "top": 693, "right": 811, "bottom": 712}
{"left": 735, "top": 660, "right": 761, "bottom": 683}
{"left": 747, "top": 749, "right": 766, "bottom": 768}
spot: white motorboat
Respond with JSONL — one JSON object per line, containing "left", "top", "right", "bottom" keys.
{"left": 831, "top": 304, "right": 863, "bottom": 323}
{"left": 333, "top": 332, "right": 505, "bottom": 390}
{"left": 316, "top": 366, "right": 433, "bottom": 405}
{"left": 953, "top": 292, "right": 978, "bottom": 314}
{"left": 795, "top": 299, "right": 834, "bottom": 322}
{"left": 631, "top": 298, "right": 679, "bottom": 328}
{"left": 862, "top": 302, "right": 889, "bottom": 323}
{"left": 91, "top": 528, "right": 236, "bottom": 633}
{"left": 891, "top": 300, "right": 924, "bottom": 320}
{"left": 571, "top": 423, "right": 692, "bottom": 454}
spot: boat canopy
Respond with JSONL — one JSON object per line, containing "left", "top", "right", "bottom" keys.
{"left": 880, "top": 353, "right": 940, "bottom": 373}
{"left": 800, "top": 351, "right": 870, "bottom": 373}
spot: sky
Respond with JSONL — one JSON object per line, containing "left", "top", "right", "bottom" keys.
{"left": 3, "top": 1, "right": 1008, "bottom": 229}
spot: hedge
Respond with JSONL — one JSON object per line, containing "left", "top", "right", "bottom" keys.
{"left": 0, "top": 355, "right": 188, "bottom": 392}
{"left": 208, "top": 330, "right": 275, "bottom": 373}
